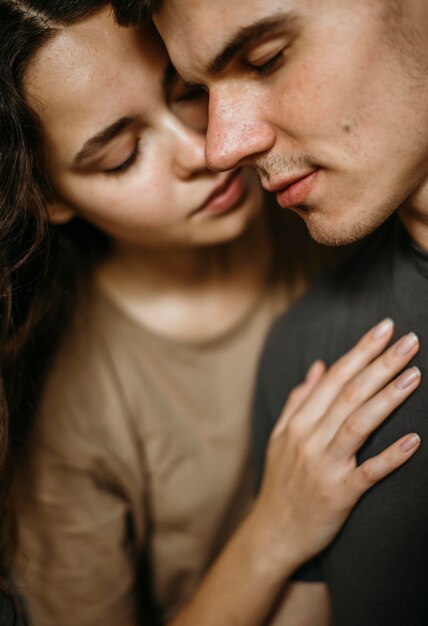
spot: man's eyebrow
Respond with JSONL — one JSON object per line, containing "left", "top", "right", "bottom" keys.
{"left": 208, "top": 13, "right": 298, "bottom": 75}
{"left": 74, "top": 116, "right": 135, "bottom": 166}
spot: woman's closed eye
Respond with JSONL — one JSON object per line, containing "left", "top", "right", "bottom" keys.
{"left": 103, "top": 140, "right": 141, "bottom": 176}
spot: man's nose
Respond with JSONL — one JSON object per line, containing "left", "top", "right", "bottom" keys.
{"left": 205, "top": 92, "right": 275, "bottom": 172}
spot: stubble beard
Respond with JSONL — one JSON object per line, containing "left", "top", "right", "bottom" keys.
{"left": 300, "top": 208, "right": 379, "bottom": 247}
{"left": 253, "top": 154, "right": 379, "bottom": 247}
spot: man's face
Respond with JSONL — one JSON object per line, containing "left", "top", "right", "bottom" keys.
{"left": 156, "top": 0, "right": 428, "bottom": 245}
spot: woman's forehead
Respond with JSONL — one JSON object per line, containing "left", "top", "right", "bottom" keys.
{"left": 23, "top": 8, "right": 167, "bottom": 160}
{"left": 25, "top": 8, "right": 165, "bottom": 99}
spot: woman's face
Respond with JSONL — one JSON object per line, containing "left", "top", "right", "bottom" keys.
{"left": 24, "top": 8, "right": 263, "bottom": 248}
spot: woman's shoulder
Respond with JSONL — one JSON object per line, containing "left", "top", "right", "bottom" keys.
{"left": 28, "top": 286, "right": 141, "bottom": 459}
{"left": 45, "top": 281, "right": 139, "bottom": 389}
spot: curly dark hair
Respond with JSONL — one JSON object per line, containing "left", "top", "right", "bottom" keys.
{"left": 0, "top": 0, "right": 115, "bottom": 617}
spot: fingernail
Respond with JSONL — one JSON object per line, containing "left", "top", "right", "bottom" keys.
{"left": 371, "top": 318, "right": 394, "bottom": 340}
{"left": 395, "top": 332, "right": 419, "bottom": 356}
{"left": 400, "top": 433, "right": 421, "bottom": 453}
{"left": 395, "top": 367, "right": 421, "bottom": 390}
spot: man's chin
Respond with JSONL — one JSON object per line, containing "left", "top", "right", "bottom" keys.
{"left": 298, "top": 210, "right": 382, "bottom": 247}
{"left": 306, "top": 226, "right": 362, "bottom": 247}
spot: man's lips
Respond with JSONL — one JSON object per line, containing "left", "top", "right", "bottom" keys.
{"left": 194, "top": 169, "right": 246, "bottom": 217}
{"left": 264, "top": 169, "right": 319, "bottom": 209}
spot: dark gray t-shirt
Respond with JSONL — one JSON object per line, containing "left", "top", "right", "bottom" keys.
{"left": 0, "top": 592, "right": 13, "bottom": 626}
{"left": 0, "top": 588, "right": 25, "bottom": 626}
{"left": 253, "top": 217, "right": 428, "bottom": 626}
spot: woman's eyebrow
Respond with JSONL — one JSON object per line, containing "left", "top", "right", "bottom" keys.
{"left": 74, "top": 116, "right": 135, "bottom": 166}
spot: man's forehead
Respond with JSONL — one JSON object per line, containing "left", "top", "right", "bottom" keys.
{"left": 156, "top": 0, "right": 298, "bottom": 79}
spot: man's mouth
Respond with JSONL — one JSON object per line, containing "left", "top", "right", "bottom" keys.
{"left": 264, "top": 169, "right": 320, "bottom": 209}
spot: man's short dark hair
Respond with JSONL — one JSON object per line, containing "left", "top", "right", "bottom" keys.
{"left": 112, "top": 0, "right": 163, "bottom": 25}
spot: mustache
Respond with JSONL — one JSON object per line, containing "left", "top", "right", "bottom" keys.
{"left": 253, "top": 153, "right": 313, "bottom": 183}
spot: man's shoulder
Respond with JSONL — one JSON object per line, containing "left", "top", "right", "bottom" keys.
{"left": 258, "top": 221, "right": 397, "bottom": 411}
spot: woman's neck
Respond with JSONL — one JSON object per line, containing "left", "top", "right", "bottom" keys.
{"left": 95, "top": 211, "right": 276, "bottom": 342}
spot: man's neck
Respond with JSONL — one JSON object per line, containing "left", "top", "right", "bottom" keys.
{"left": 398, "top": 181, "right": 428, "bottom": 251}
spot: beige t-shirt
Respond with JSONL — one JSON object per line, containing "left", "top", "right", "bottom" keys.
{"left": 13, "top": 280, "right": 286, "bottom": 626}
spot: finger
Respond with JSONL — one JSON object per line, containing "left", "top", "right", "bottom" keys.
{"left": 290, "top": 318, "right": 395, "bottom": 429}
{"left": 306, "top": 359, "right": 326, "bottom": 385}
{"left": 328, "top": 366, "right": 421, "bottom": 458}
{"left": 320, "top": 332, "right": 419, "bottom": 438}
{"left": 272, "top": 360, "right": 326, "bottom": 438}
{"left": 353, "top": 432, "right": 421, "bottom": 496}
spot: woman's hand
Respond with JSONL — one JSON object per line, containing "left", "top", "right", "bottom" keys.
{"left": 253, "top": 318, "right": 421, "bottom": 576}
{"left": 170, "top": 319, "right": 421, "bottom": 626}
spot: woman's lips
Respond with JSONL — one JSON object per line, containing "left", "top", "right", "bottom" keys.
{"left": 276, "top": 170, "right": 319, "bottom": 209}
{"left": 195, "top": 169, "right": 247, "bottom": 217}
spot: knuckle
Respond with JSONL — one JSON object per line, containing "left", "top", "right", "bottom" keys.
{"left": 380, "top": 349, "right": 397, "bottom": 369}
{"left": 366, "top": 392, "right": 394, "bottom": 423}
{"left": 343, "top": 414, "right": 365, "bottom": 439}
{"left": 374, "top": 392, "right": 393, "bottom": 414}
{"left": 359, "top": 458, "right": 384, "bottom": 485}
{"left": 295, "top": 436, "right": 317, "bottom": 465}
{"left": 359, "top": 462, "right": 377, "bottom": 485}
{"left": 341, "top": 381, "right": 361, "bottom": 406}
{"left": 327, "top": 361, "right": 347, "bottom": 386}
{"left": 287, "top": 418, "right": 305, "bottom": 442}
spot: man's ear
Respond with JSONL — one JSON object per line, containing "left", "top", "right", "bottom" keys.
{"left": 47, "top": 201, "right": 76, "bottom": 225}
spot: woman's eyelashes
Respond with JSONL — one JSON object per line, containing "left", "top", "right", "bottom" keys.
{"left": 104, "top": 140, "right": 141, "bottom": 176}
{"left": 169, "top": 80, "right": 209, "bottom": 133}
{"left": 175, "top": 86, "right": 206, "bottom": 103}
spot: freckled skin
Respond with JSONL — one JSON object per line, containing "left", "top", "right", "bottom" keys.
{"left": 156, "top": 0, "right": 428, "bottom": 247}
